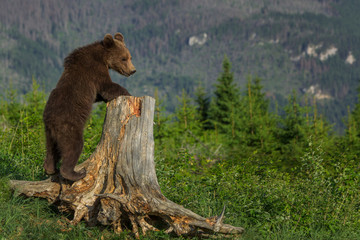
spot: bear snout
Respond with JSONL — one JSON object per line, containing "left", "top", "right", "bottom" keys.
{"left": 130, "top": 69, "right": 136, "bottom": 75}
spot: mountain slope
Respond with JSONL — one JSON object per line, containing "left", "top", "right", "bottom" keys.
{"left": 0, "top": 0, "right": 358, "bottom": 131}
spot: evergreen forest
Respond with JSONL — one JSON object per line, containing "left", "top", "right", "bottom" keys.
{"left": 1, "top": 57, "right": 360, "bottom": 239}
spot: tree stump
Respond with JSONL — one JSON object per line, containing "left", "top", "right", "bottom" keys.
{"left": 10, "top": 96, "right": 244, "bottom": 238}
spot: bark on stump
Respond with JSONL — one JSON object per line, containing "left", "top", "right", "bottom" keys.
{"left": 10, "top": 96, "right": 244, "bottom": 238}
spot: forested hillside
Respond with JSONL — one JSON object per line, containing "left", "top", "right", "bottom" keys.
{"left": 0, "top": 0, "right": 359, "bottom": 130}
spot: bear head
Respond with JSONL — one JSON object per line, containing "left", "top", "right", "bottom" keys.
{"left": 103, "top": 33, "right": 136, "bottom": 77}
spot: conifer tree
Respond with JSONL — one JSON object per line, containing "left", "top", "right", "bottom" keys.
{"left": 346, "top": 106, "right": 358, "bottom": 143}
{"left": 195, "top": 84, "right": 211, "bottom": 130}
{"left": 175, "top": 89, "right": 199, "bottom": 134}
{"left": 344, "top": 87, "right": 360, "bottom": 155}
{"left": 210, "top": 55, "right": 240, "bottom": 135}
{"left": 309, "top": 97, "right": 333, "bottom": 143}
{"left": 237, "top": 76, "right": 275, "bottom": 152}
{"left": 346, "top": 87, "right": 360, "bottom": 140}
{"left": 278, "top": 92, "right": 308, "bottom": 144}
{"left": 277, "top": 91, "right": 310, "bottom": 169}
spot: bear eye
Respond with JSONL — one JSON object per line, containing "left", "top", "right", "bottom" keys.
{"left": 122, "top": 58, "right": 127, "bottom": 61}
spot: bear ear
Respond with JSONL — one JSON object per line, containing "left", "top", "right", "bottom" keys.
{"left": 103, "top": 34, "right": 114, "bottom": 48}
{"left": 114, "top": 32, "right": 124, "bottom": 42}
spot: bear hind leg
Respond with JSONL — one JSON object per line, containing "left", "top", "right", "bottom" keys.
{"left": 43, "top": 129, "right": 61, "bottom": 175}
{"left": 59, "top": 133, "right": 86, "bottom": 182}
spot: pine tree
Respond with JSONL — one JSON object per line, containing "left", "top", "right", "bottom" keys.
{"left": 238, "top": 76, "right": 275, "bottom": 151}
{"left": 346, "top": 106, "right": 358, "bottom": 143}
{"left": 194, "top": 84, "right": 210, "bottom": 130}
{"left": 278, "top": 92, "right": 308, "bottom": 144}
{"left": 346, "top": 86, "right": 360, "bottom": 140}
{"left": 343, "top": 86, "right": 360, "bottom": 155}
{"left": 210, "top": 55, "right": 240, "bottom": 136}
{"left": 175, "top": 89, "right": 199, "bottom": 132}
{"left": 310, "top": 97, "right": 333, "bottom": 142}
{"left": 276, "top": 91, "right": 310, "bottom": 169}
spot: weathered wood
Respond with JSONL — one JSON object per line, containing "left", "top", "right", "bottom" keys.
{"left": 10, "top": 96, "right": 244, "bottom": 238}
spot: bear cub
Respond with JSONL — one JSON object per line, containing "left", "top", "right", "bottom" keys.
{"left": 43, "top": 33, "right": 136, "bottom": 181}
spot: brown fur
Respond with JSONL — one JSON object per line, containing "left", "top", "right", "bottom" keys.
{"left": 43, "top": 33, "right": 136, "bottom": 181}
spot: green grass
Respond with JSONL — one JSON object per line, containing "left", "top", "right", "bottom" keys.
{"left": 1, "top": 150, "right": 360, "bottom": 239}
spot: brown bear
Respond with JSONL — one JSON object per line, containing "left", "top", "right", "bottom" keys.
{"left": 43, "top": 33, "right": 136, "bottom": 181}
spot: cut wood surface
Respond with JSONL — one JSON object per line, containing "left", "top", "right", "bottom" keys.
{"left": 10, "top": 96, "right": 244, "bottom": 238}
